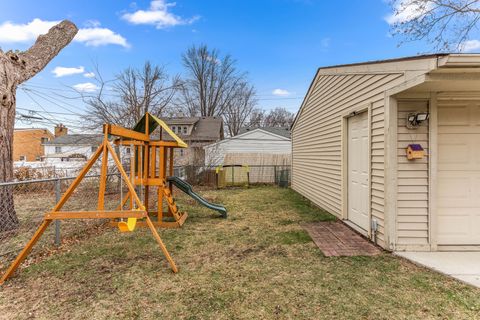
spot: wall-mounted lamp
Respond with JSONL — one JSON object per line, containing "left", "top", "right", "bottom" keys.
{"left": 406, "top": 112, "right": 429, "bottom": 129}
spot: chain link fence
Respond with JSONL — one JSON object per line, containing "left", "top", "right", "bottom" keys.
{"left": 0, "top": 164, "right": 290, "bottom": 275}
{"left": 0, "top": 173, "right": 123, "bottom": 274}
{"left": 174, "top": 165, "right": 291, "bottom": 187}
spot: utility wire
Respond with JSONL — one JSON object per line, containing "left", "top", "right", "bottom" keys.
{"left": 22, "top": 87, "right": 85, "bottom": 116}
{"left": 22, "top": 83, "right": 303, "bottom": 101}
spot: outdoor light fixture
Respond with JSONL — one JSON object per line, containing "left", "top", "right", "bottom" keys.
{"left": 406, "top": 112, "right": 429, "bottom": 129}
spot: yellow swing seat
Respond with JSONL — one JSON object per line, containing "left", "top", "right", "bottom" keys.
{"left": 118, "top": 217, "right": 138, "bottom": 232}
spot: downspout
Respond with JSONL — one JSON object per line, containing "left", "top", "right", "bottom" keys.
{"left": 371, "top": 219, "right": 378, "bottom": 245}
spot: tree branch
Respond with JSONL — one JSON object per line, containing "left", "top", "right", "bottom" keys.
{"left": 15, "top": 20, "right": 78, "bottom": 84}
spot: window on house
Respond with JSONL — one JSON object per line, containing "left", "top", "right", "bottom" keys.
{"left": 183, "top": 126, "right": 187, "bottom": 134}
{"left": 19, "top": 155, "right": 26, "bottom": 161}
{"left": 171, "top": 126, "right": 176, "bottom": 133}
{"left": 179, "top": 149, "right": 184, "bottom": 157}
{"left": 91, "top": 146, "right": 97, "bottom": 153}
{"left": 35, "top": 156, "right": 41, "bottom": 161}
{"left": 126, "top": 147, "right": 131, "bottom": 155}
{"left": 41, "top": 137, "right": 48, "bottom": 144}
{"left": 55, "top": 146, "right": 62, "bottom": 153}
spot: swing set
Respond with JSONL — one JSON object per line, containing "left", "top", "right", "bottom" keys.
{"left": 0, "top": 113, "right": 205, "bottom": 284}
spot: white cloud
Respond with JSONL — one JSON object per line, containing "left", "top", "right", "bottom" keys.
{"left": 52, "top": 66, "right": 85, "bottom": 77}
{"left": 385, "top": 0, "right": 433, "bottom": 25}
{"left": 122, "top": 0, "right": 199, "bottom": 29}
{"left": 0, "top": 18, "right": 58, "bottom": 43}
{"left": 272, "top": 89, "right": 291, "bottom": 96}
{"left": 460, "top": 40, "right": 480, "bottom": 52}
{"left": 73, "top": 82, "right": 99, "bottom": 93}
{"left": 0, "top": 18, "right": 128, "bottom": 48}
{"left": 74, "top": 27, "right": 129, "bottom": 48}
{"left": 83, "top": 72, "right": 95, "bottom": 78}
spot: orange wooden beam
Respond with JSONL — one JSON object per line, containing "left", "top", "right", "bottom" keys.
{"left": 45, "top": 210, "right": 147, "bottom": 220}
{"left": 145, "top": 216, "right": 178, "bottom": 273}
{"left": 106, "top": 142, "right": 145, "bottom": 210}
{"left": 97, "top": 141, "right": 109, "bottom": 210}
{"left": 107, "top": 124, "right": 149, "bottom": 142}
{"left": 53, "top": 141, "right": 104, "bottom": 212}
{"left": 114, "top": 140, "right": 145, "bottom": 146}
{"left": 149, "top": 141, "right": 183, "bottom": 147}
{"left": 0, "top": 220, "right": 52, "bottom": 284}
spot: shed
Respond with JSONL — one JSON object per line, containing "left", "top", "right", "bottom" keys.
{"left": 291, "top": 53, "right": 480, "bottom": 252}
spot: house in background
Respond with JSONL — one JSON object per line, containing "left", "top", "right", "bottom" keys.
{"left": 161, "top": 116, "right": 224, "bottom": 166}
{"left": 292, "top": 53, "right": 480, "bottom": 252}
{"left": 13, "top": 128, "right": 54, "bottom": 161}
{"left": 43, "top": 131, "right": 104, "bottom": 161}
{"left": 204, "top": 127, "right": 291, "bottom": 166}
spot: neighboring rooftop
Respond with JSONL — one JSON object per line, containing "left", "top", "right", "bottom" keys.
{"left": 163, "top": 117, "right": 200, "bottom": 125}
{"left": 44, "top": 134, "right": 104, "bottom": 146}
{"left": 161, "top": 116, "right": 224, "bottom": 141}
{"left": 239, "top": 127, "right": 291, "bottom": 139}
{"left": 14, "top": 128, "right": 51, "bottom": 132}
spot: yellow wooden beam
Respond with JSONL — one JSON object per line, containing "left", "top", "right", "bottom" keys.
{"left": 149, "top": 114, "right": 188, "bottom": 148}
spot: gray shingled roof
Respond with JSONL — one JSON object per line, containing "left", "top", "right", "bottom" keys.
{"left": 44, "top": 134, "right": 104, "bottom": 146}
{"left": 238, "top": 127, "right": 291, "bottom": 139}
{"left": 163, "top": 117, "right": 199, "bottom": 125}
{"left": 161, "top": 116, "right": 224, "bottom": 141}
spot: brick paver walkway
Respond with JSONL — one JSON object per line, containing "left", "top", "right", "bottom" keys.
{"left": 302, "top": 221, "right": 381, "bottom": 256}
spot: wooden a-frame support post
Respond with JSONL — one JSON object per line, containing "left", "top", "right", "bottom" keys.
{"left": 0, "top": 137, "right": 177, "bottom": 285}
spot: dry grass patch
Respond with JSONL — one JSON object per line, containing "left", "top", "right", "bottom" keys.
{"left": 0, "top": 186, "right": 479, "bottom": 319}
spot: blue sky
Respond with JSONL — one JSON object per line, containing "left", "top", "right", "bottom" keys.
{"left": 1, "top": 0, "right": 432, "bottom": 132}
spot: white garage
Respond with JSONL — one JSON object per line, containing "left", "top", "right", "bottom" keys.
{"left": 291, "top": 53, "right": 480, "bottom": 251}
{"left": 204, "top": 127, "right": 291, "bottom": 166}
{"left": 437, "top": 101, "right": 480, "bottom": 245}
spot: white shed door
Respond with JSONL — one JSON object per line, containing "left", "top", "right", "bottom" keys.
{"left": 437, "top": 102, "right": 480, "bottom": 245}
{"left": 347, "top": 111, "right": 369, "bottom": 231}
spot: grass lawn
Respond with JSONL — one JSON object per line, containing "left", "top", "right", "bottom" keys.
{"left": 1, "top": 186, "right": 480, "bottom": 319}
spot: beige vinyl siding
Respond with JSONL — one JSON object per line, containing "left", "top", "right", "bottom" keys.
{"left": 370, "top": 99, "right": 387, "bottom": 246}
{"left": 292, "top": 72, "right": 404, "bottom": 248}
{"left": 396, "top": 100, "right": 429, "bottom": 245}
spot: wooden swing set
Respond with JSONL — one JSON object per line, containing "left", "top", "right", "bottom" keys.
{"left": 0, "top": 113, "right": 189, "bottom": 284}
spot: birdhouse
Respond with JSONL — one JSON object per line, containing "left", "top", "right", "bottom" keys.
{"left": 406, "top": 144, "right": 424, "bottom": 160}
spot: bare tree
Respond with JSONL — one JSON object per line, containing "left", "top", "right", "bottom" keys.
{"left": 83, "top": 61, "right": 181, "bottom": 128}
{"left": 248, "top": 107, "right": 295, "bottom": 128}
{"left": 248, "top": 109, "right": 267, "bottom": 127}
{"left": 0, "top": 20, "right": 77, "bottom": 231}
{"left": 178, "top": 44, "right": 245, "bottom": 117}
{"left": 388, "top": 0, "right": 480, "bottom": 51}
{"left": 223, "top": 81, "right": 257, "bottom": 136}
{"left": 264, "top": 107, "right": 295, "bottom": 127}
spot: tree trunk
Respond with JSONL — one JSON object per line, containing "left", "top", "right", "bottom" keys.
{"left": 0, "top": 82, "right": 17, "bottom": 231}
{"left": 0, "top": 20, "right": 77, "bottom": 232}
